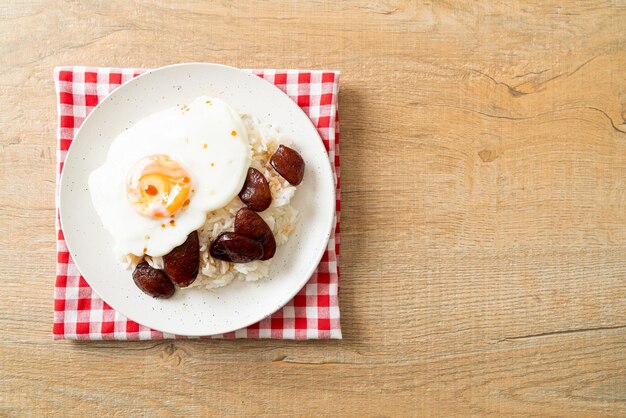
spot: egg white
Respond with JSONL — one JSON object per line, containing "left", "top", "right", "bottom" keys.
{"left": 88, "top": 96, "right": 251, "bottom": 258}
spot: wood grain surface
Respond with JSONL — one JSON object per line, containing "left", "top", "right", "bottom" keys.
{"left": 1, "top": 1, "right": 625, "bottom": 416}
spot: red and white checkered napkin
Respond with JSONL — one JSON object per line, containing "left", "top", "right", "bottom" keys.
{"left": 53, "top": 66, "right": 341, "bottom": 340}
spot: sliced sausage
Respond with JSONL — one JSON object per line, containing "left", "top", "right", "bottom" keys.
{"left": 133, "top": 262, "right": 175, "bottom": 298}
{"left": 163, "top": 231, "right": 199, "bottom": 287}
{"left": 209, "top": 232, "right": 263, "bottom": 263}
{"left": 238, "top": 167, "right": 272, "bottom": 212}
{"left": 234, "top": 207, "right": 276, "bottom": 260}
{"left": 270, "top": 145, "right": 305, "bottom": 185}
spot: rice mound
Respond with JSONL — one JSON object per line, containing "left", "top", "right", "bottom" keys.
{"left": 122, "top": 115, "right": 299, "bottom": 290}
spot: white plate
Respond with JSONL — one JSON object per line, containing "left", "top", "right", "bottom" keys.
{"left": 60, "top": 63, "right": 335, "bottom": 336}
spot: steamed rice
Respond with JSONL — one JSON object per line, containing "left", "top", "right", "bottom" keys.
{"left": 120, "top": 115, "right": 299, "bottom": 290}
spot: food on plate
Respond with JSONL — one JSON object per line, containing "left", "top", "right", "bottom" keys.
{"left": 163, "top": 231, "right": 199, "bottom": 287}
{"left": 89, "top": 95, "right": 305, "bottom": 296}
{"left": 234, "top": 208, "right": 276, "bottom": 260}
{"left": 88, "top": 95, "right": 250, "bottom": 258}
{"left": 208, "top": 208, "right": 275, "bottom": 262}
{"left": 132, "top": 262, "right": 176, "bottom": 298}
{"left": 270, "top": 145, "right": 305, "bottom": 185}
{"left": 209, "top": 232, "right": 264, "bottom": 263}
{"left": 180, "top": 115, "right": 302, "bottom": 290}
{"left": 238, "top": 168, "right": 272, "bottom": 212}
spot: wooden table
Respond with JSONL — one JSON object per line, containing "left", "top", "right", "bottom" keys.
{"left": 1, "top": 1, "right": 625, "bottom": 416}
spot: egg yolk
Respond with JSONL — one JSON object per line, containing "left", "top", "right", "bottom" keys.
{"left": 126, "top": 155, "right": 193, "bottom": 219}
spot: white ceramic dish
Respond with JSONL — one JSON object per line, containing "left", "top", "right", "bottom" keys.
{"left": 60, "top": 63, "right": 335, "bottom": 336}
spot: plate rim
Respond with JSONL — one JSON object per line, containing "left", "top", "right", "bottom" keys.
{"left": 59, "top": 62, "right": 336, "bottom": 336}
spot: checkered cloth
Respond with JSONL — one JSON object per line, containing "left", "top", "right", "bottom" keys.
{"left": 53, "top": 66, "right": 341, "bottom": 340}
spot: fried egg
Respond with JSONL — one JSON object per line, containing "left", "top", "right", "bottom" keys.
{"left": 88, "top": 96, "right": 251, "bottom": 258}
